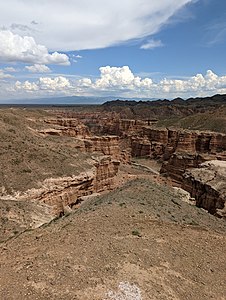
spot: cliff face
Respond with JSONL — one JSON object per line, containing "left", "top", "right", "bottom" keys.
{"left": 158, "top": 130, "right": 226, "bottom": 183}
{"left": 42, "top": 112, "right": 226, "bottom": 218}
{"left": 132, "top": 128, "right": 226, "bottom": 158}
{"left": 42, "top": 118, "right": 131, "bottom": 163}
{"left": 43, "top": 118, "right": 90, "bottom": 137}
{"left": 94, "top": 156, "right": 120, "bottom": 192}
{"left": 83, "top": 136, "right": 120, "bottom": 159}
{"left": 70, "top": 112, "right": 226, "bottom": 159}
{"left": 1, "top": 156, "right": 120, "bottom": 216}
{"left": 40, "top": 156, "right": 120, "bottom": 215}
{"left": 160, "top": 154, "right": 206, "bottom": 183}
{"left": 45, "top": 113, "right": 226, "bottom": 168}
{"left": 182, "top": 161, "right": 226, "bottom": 218}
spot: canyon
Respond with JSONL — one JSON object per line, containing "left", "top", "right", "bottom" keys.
{"left": 1, "top": 105, "right": 226, "bottom": 236}
{"left": 0, "top": 100, "right": 226, "bottom": 300}
{"left": 32, "top": 107, "right": 226, "bottom": 220}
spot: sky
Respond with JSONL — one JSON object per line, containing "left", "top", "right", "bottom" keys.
{"left": 0, "top": 0, "right": 226, "bottom": 102}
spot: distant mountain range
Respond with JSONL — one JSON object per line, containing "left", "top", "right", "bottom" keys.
{"left": 1, "top": 93, "right": 226, "bottom": 106}
{"left": 100, "top": 93, "right": 226, "bottom": 122}
{"left": 0, "top": 96, "right": 158, "bottom": 105}
{"left": 102, "top": 94, "right": 226, "bottom": 107}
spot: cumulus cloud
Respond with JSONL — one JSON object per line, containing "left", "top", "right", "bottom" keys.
{"left": 25, "top": 64, "right": 51, "bottom": 73}
{"left": 9, "top": 66, "right": 226, "bottom": 100}
{"left": 38, "top": 77, "right": 71, "bottom": 91}
{"left": 158, "top": 70, "right": 226, "bottom": 95}
{"left": 0, "top": 0, "right": 193, "bottom": 51}
{"left": 0, "top": 30, "right": 70, "bottom": 65}
{"left": 15, "top": 76, "right": 71, "bottom": 92}
{"left": 15, "top": 80, "right": 38, "bottom": 92}
{"left": 95, "top": 66, "right": 153, "bottom": 90}
{"left": 140, "top": 39, "right": 164, "bottom": 49}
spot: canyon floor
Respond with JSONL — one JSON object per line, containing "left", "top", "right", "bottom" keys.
{"left": 0, "top": 103, "right": 226, "bottom": 299}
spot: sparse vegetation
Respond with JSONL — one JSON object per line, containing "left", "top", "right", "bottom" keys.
{"left": 0, "top": 104, "right": 226, "bottom": 299}
{"left": 132, "top": 230, "right": 142, "bottom": 237}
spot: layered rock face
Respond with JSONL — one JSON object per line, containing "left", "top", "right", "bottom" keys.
{"left": 182, "top": 161, "right": 226, "bottom": 218}
{"left": 132, "top": 128, "right": 226, "bottom": 159}
{"left": 41, "top": 112, "right": 226, "bottom": 218}
{"left": 160, "top": 153, "right": 206, "bottom": 183}
{"left": 82, "top": 136, "right": 120, "bottom": 159}
{"left": 42, "top": 117, "right": 131, "bottom": 163}
{"left": 43, "top": 118, "right": 90, "bottom": 137}
{"left": 77, "top": 114, "right": 226, "bottom": 159}
{"left": 44, "top": 113, "right": 226, "bottom": 165}
{"left": 94, "top": 156, "right": 120, "bottom": 192}
{"left": 158, "top": 130, "right": 226, "bottom": 183}
{"left": 39, "top": 156, "right": 120, "bottom": 215}
{"left": 66, "top": 113, "right": 146, "bottom": 137}
{"left": 2, "top": 156, "right": 120, "bottom": 216}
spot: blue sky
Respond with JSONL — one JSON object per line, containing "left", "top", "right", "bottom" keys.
{"left": 0, "top": 0, "right": 226, "bottom": 101}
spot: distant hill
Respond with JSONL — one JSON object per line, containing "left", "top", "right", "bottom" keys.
{"left": 0, "top": 96, "right": 158, "bottom": 105}
{"left": 102, "top": 93, "right": 226, "bottom": 107}
{"left": 101, "top": 94, "right": 226, "bottom": 133}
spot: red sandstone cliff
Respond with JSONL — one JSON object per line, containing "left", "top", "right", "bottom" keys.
{"left": 182, "top": 160, "right": 226, "bottom": 218}
{"left": 43, "top": 118, "right": 90, "bottom": 137}
{"left": 1, "top": 156, "right": 120, "bottom": 217}
{"left": 41, "top": 113, "right": 226, "bottom": 218}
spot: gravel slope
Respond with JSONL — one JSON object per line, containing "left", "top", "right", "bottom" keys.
{"left": 0, "top": 178, "right": 225, "bottom": 300}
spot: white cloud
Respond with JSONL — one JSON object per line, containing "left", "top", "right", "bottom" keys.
{"left": 14, "top": 76, "right": 71, "bottom": 96}
{"left": 25, "top": 64, "right": 51, "bottom": 73}
{"left": 8, "top": 67, "right": 226, "bottom": 100}
{"left": 15, "top": 80, "right": 38, "bottom": 92}
{"left": 140, "top": 39, "right": 164, "bottom": 49}
{"left": 0, "top": 1, "right": 193, "bottom": 51}
{"left": 0, "top": 30, "right": 70, "bottom": 65}
{"left": 95, "top": 66, "right": 153, "bottom": 90}
{"left": 78, "top": 78, "right": 92, "bottom": 87}
{"left": 0, "top": 69, "right": 13, "bottom": 79}
{"left": 4, "top": 67, "right": 17, "bottom": 72}
{"left": 38, "top": 77, "right": 71, "bottom": 91}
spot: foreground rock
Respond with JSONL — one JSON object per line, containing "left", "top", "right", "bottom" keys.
{"left": 183, "top": 160, "right": 226, "bottom": 218}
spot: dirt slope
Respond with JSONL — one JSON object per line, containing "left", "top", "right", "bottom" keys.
{"left": 156, "top": 106, "right": 226, "bottom": 134}
{"left": 0, "top": 108, "right": 92, "bottom": 194}
{"left": 0, "top": 178, "right": 225, "bottom": 300}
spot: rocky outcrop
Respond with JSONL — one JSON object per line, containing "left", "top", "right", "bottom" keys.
{"left": 44, "top": 113, "right": 226, "bottom": 168}
{"left": 182, "top": 160, "right": 226, "bottom": 218}
{"left": 158, "top": 130, "right": 226, "bottom": 183}
{"left": 39, "top": 156, "right": 119, "bottom": 215}
{"left": 0, "top": 156, "right": 120, "bottom": 216}
{"left": 43, "top": 118, "right": 90, "bottom": 137}
{"left": 94, "top": 156, "right": 120, "bottom": 192}
{"left": 134, "top": 128, "right": 226, "bottom": 158}
{"left": 42, "top": 118, "right": 131, "bottom": 163}
{"left": 81, "top": 136, "right": 131, "bottom": 163}
{"left": 160, "top": 153, "right": 206, "bottom": 183}
{"left": 83, "top": 136, "right": 120, "bottom": 159}
{"left": 131, "top": 137, "right": 165, "bottom": 159}
{"left": 49, "top": 112, "right": 226, "bottom": 223}
{"left": 52, "top": 111, "right": 226, "bottom": 157}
